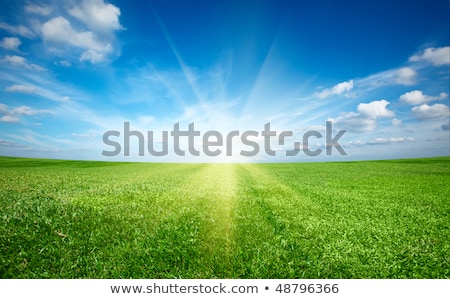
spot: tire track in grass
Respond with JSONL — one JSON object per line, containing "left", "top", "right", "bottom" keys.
{"left": 238, "top": 163, "right": 319, "bottom": 234}
{"left": 232, "top": 164, "right": 320, "bottom": 278}
{"left": 178, "top": 164, "right": 237, "bottom": 277}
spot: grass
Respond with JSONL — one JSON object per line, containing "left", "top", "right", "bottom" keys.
{"left": 0, "top": 156, "right": 449, "bottom": 278}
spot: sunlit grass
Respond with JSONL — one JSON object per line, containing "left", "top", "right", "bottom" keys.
{"left": 1, "top": 156, "right": 449, "bottom": 278}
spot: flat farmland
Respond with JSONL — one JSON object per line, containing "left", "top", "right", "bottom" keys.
{"left": 1, "top": 156, "right": 449, "bottom": 278}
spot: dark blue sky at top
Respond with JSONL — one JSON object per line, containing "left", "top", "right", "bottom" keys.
{"left": 116, "top": 0, "right": 449, "bottom": 79}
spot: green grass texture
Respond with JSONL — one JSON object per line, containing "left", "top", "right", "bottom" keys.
{"left": 1, "top": 156, "right": 449, "bottom": 278}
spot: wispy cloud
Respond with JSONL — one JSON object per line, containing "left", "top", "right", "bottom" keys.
{"left": 0, "top": 66, "right": 87, "bottom": 103}
{"left": 315, "top": 80, "right": 354, "bottom": 99}
{"left": 392, "top": 118, "right": 402, "bottom": 126}
{"left": 394, "top": 67, "right": 417, "bottom": 85}
{"left": 24, "top": 4, "right": 53, "bottom": 16}
{"left": 5, "top": 84, "right": 37, "bottom": 94}
{"left": 368, "top": 137, "right": 415, "bottom": 144}
{"left": 71, "top": 132, "right": 97, "bottom": 140}
{"left": 399, "top": 90, "right": 447, "bottom": 105}
{"left": 0, "top": 37, "right": 21, "bottom": 51}
{"left": 330, "top": 112, "right": 376, "bottom": 132}
{"left": 0, "top": 103, "right": 53, "bottom": 123}
{"left": 409, "top": 46, "right": 450, "bottom": 66}
{"left": 347, "top": 136, "right": 415, "bottom": 147}
{"left": 330, "top": 100, "right": 394, "bottom": 132}
{"left": 7, "top": 129, "right": 75, "bottom": 150}
{"left": 356, "top": 67, "right": 417, "bottom": 89}
{"left": 0, "top": 139, "right": 22, "bottom": 147}
{"left": 0, "top": 22, "right": 35, "bottom": 38}
{"left": 411, "top": 104, "right": 449, "bottom": 121}
{"left": 0, "top": 55, "right": 45, "bottom": 71}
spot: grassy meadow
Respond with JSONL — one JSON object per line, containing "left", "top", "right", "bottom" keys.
{"left": 0, "top": 156, "right": 449, "bottom": 278}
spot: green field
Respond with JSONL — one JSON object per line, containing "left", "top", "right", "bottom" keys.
{"left": 1, "top": 156, "right": 449, "bottom": 278}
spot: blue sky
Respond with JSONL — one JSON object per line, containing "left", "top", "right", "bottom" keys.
{"left": 0, "top": 0, "right": 449, "bottom": 162}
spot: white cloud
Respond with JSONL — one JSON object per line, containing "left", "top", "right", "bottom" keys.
{"left": 41, "top": 16, "right": 113, "bottom": 63}
{"left": 5, "top": 85, "right": 37, "bottom": 94}
{"left": 399, "top": 90, "right": 447, "bottom": 105}
{"left": 388, "top": 137, "right": 405, "bottom": 143}
{"left": 1, "top": 1, "right": 122, "bottom": 65}
{"left": 25, "top": 4, "right": 53, "bottom": 16}
{"left": 41, "top": 17, "right": 100, "bottom": 50}
{"left": 394, "top": 67, "right": 416, "bottom": 85}
{"left": 411, "top": 104, "right": 449, "bottom": 120}
{"left": 392, "top": 118, "right": 402, "bottom": 126}
{"left": 330, "top": 100, "right": 394, "bottom": 132}
{"left": 71, "top": 132, "right": 97, "bottom": 140}
{"left": 315, "top": 80, "right": 354, "bottom": 99}
{"left": 357, "top": 99, "right": 394, "bottom": 117}
{"left": 0, "top": 115, "right": 20, "bottom": 123}
{"left": 68, "top": 0, "right": 123, "bottom": 33}
{"left": 368, "top": 137, "right": 415, "bottom": 144}
{"left": 0, "top": 55, "right": 45, "bottom": 71}
{"left": 356, "top": 66, "right": 418, "bottom": 89}
{"left": 56, "top": 60, "right": 72, "bottom": 67}
{"left": 346, "top": 140, "right": 366, "bottom": 146}
{"left": 0, "top": 103, "right": 53, "bottom": 123}
{"left": 0, "top": 37, "right": 21, "bottom": 51}
{"left": 0, "top": 22, "right": 35, "bottom": 38}
{"left": 0, "top": 103, "right": 7, "bottom": 114}
{"left": 409, "top": 46, "right": 450, "bottom": 66}
{"left": 80, "top": 49, "right": 110, "bottom": 63}
{"left": 346, "top": 137, "right": 416, "bottom": 146}
{"left": 0, "top": 139, "right": 21, "bottom": 147}
{"left": 332, "top": 80, "right": 354, "bottom": 94}
{"left": 12, "top": 106, "right": 41, "bottom": 116}
{"left": 329, "top": 112, "right": 377, "bottom": 132}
